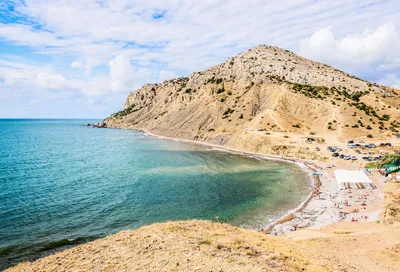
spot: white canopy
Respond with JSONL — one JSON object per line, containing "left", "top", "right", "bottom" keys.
{"left": 334, "top": 170, "right": 372, "bottom": 187}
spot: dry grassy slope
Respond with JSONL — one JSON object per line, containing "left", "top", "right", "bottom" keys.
{"left": 7, "top": 221, "right": 325, "bottom": 272}
{"left": 8, "top": 220, "right": 400, "bottom": 272}
{"left": 104, "top": 45, "right": 400, "bottom": 158}
{"left": 384, "top": 183, "right": 400, "bottom": 223}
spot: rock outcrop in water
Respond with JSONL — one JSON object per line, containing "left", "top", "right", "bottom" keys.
{"left": 104, "top": 45, "right": 400, "bottom": 159}
{"left": 93, "top": 122, "right": 107, "bottom": 128}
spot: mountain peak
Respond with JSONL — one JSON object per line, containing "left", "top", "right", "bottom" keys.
{"left": 105, "top": 46, "right": 400, "bottom": 157}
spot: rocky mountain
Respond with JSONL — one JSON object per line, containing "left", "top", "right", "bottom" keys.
{"left": 104, "top": 45, "right": 400, "bottom": 159}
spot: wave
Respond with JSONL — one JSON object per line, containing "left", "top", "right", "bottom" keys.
{"left": 0, "top": 236, "right": 98, "bottom": 271}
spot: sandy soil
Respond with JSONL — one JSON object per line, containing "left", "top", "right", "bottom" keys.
{"left": 6, "top": 221, "right": 329, "bottom": 272}
{"left": 288, "top": 221, "right": 400, "bottom": 272}
{"left": 7, "top": 220, "right": 400, "bottom": 272}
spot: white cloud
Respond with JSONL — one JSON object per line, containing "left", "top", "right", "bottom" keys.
{"left": 109, "top": 55, "right": 135, "bottom": 92}
{"left": 71, "top": 57, "right": 101, "bottom": 76}
{"left": 378, "top": 58, "right": 400, "bottom": 71}
{"left": 3, "top": 0, "right": 398, "bottom": 71}
{"left": 109, "top": 55, "right": 152, "bottom": 92}
{"left": 378, "top": 74, "right": 400, "bottom": 89}
{"left": 36, "top": 72, "right": 69, "bottom": 89}
{"left": 0, "top": 58, "right": 107, "bottom": 98}
{"left": 159, "top": 70, "right": 178, "bottom": 82}
{"left": 298, "top": 23, "right": 399, "bottom": 69}
{"left": 71, "top": 60, "right": 83, "bottom": 68}
{"left": 1, "top": 0, "right": 400, "bottom": 117}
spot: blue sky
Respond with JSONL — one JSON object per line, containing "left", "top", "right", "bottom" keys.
{"left": 0, "top": 0, "right": 400, "bottom": 118}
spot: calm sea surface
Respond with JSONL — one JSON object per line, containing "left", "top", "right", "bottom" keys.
{"left": 0, "top": 119, "right": 311, "bottom": 269}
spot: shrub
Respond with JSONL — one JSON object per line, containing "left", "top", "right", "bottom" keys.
{"left": 223, "top": 108, "right": 234, "bottom": 115}
{"left": 377, "top": 153, "right": 400, "bottom": 168}
{"left": 365, "top": 162, "right": 377, "bottom": 169}
{"left": 216, "top": 87, "right": 225, "bottom": 94}
{"left": 381, "top": 114, "right": 390, "bottom": 121}
{"left": 220, "top": 98, "right": 225, "bottom": 102}
{"left": 366, "top": 125, "right": 372, "bottom": 130}
{"left": 367, "top": 134, "right": 373, "bottom": 138}
{"left": 112, "top": 103, "right": 137, "bottom": 118}
{"left": 239, "top": 114, "right": 244, "bottom": 119}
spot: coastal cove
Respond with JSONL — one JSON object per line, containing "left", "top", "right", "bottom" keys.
{"left": 0, "top": 119, "right": 311, "bottom": 270}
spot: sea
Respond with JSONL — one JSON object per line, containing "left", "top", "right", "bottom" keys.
{"left": 0, "top": 119, "right": 311, "bottom": 270}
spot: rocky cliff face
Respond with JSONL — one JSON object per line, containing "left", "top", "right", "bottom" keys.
{"left": 104, "top": 45, "right": 400, "bottom": 158}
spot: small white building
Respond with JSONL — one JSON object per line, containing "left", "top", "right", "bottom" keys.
{"left": 334, "top": 170, "right": 373, "bottom": 189}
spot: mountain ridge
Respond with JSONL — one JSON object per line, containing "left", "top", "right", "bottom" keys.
{"left": 104, "top": 44, "right": 400, "bottom": 160}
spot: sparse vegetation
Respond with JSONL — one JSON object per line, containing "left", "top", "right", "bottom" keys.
{"left": 216, "top": 87, "right": 225, "bottom": 94}
{"left": 223, "top": 108, "right": 234, "bottom": 115}
{"left": 112, "top": 104, "right": 138, "bottom": 118}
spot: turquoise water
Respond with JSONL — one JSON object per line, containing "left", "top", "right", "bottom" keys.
{"left": 0, "top": 119, "right": 311, "bottom": 269}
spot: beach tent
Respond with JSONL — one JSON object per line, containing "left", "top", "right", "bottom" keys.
{"left": 334, "top": 170, "right": 372, "bottom": 189}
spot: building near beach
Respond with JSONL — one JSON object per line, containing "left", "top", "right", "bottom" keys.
{"left": 386, "top": 160, "right": 400, "bottom": 183}
{"left": 334, "top": 170, "right": 373, "bottom": 189}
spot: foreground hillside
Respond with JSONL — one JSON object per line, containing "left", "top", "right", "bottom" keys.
{"left": 8, "top": 220, "right": 400, "bottom": 272}
{"left": 104, "top": 45, "right": 400, "bottom": 160}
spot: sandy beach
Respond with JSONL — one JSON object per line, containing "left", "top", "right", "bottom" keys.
{"left": 127, "top": 128, "right": 387, "bottom": 236}
{"left": 269, "top": 161, "right": 385, "bottom": 235}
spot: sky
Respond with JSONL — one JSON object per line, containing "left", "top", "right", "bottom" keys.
{"left": 0, "top": 0, "right": 400, "bottom": 118}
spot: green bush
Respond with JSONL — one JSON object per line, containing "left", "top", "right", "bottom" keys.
{"left": 216, "top": 87, "right": 225, "bottom": 94}
{"left": 223, "top": 108, "right": 234, "bottom": 115}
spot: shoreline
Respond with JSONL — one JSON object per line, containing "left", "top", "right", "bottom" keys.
{"left": 108, "top": 126, "right": 364, "bottom": 234}
{"left": 138, "top": 129, "right": 320, "bottom": 233}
